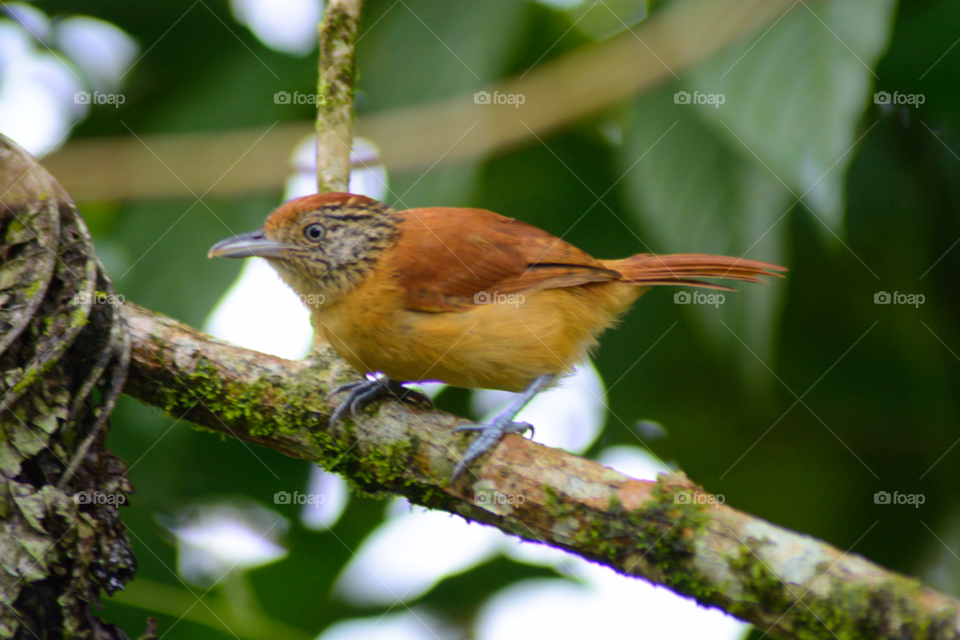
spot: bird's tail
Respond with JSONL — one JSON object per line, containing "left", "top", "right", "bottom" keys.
{"left": 603, "top": 254, "right": 786, "bottom": 291}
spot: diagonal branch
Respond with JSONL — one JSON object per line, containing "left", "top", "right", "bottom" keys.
{"left": 122, "top": 301, "right": 960, "bottom": 640}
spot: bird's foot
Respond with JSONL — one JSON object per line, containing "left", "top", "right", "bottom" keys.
{"left": 450, "top": 374, "right": 555, "bottom": 482}
{"left": 451, "top": 417, "right": 533, "bottom": 481}
{"left": 328, "top": 377, "right": 432, "bottom": 426}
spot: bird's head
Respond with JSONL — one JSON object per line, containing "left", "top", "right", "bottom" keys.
{"left": 208, "top": 192, "right": 400, "bottom": 305}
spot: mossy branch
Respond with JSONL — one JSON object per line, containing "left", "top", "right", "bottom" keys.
{"left": 122, "top": 301, "right": 960, "bottom": 640}
{"left": 315, "top": 0, "right": 363, "bottom": 193}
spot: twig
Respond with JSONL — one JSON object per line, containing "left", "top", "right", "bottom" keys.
{"left": 316, "top": 0, "right": 363, "bottom": 192}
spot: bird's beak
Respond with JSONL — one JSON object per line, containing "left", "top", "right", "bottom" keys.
{"left": 207, "top": 230, "right": 290, "bottom": 259}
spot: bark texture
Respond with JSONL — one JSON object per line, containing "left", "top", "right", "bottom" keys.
{"left": 122, "top": 300, "right": 960, "bottom": 640}
{"left": 0, "top": 135, "right": 149, "bottom": 640}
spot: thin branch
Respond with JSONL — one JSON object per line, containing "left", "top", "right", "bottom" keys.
{"left": 122, "top": 302, "right": 960, "bottom": 640}
{"left": 316, "top": 0, "right": 363, "bottom": 192}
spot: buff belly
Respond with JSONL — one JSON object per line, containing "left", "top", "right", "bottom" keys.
{"left": 314, "top": 283, "right": 641, "bottom": 392}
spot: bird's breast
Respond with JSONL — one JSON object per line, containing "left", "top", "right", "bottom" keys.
{"left": 312, "top": 277, "right": 641, "bottom": 392}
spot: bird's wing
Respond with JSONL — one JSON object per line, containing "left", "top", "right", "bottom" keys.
{"left": 393, "top": 208, "right": 620, "bottom": 312}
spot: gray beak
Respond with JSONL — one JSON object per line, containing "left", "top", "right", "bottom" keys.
{"left": 208, "top": 230, "right": 290, "bottom": 259}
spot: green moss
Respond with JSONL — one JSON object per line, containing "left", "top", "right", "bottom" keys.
{"left": 727, "top": 542, "right": 794, "bottom": 615}
{"left": 159, "top": 361, "right": 309, "bottom": 431}
{"left": 607, "top": 492, "right": 622, "bottom": 511}
{"left": 6, "top": 216, "right": 25, "bottom": 236}
{"left": 722, "top": 536, "right": 960, "bottom": 639}
{"left": 624, "top": 479, "right": 722, "bottom": 605}
{"left": 154, "top": 357, "right": 454, "bottom": 505}
{"left": 11, "top": 366, "right": 41, "bottom": 395}
{"left": 70, "top": 306, "right": 89, "bottom": 329}
{"left": 543, "top": 485, "right": 573, "bottom": 519}
{"left": 24, "top": 278, "right": 43, "bottom": 300}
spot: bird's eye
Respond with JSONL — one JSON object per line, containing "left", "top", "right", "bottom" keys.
{"left": 303, "top": 223, "right": 326, "bottom": 241}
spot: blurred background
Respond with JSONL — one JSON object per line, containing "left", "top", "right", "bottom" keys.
{"left": 2, "top": 0, "right": 959, "bottom": 638}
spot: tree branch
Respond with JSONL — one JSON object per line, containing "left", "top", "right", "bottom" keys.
{"left": 316, "top": 0, "right": 363, "bottom": 193}
{"left": 122, "top": 302, "right": 960, "bottom": 640}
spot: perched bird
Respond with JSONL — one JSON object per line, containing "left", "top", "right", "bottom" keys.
{"left": 209, "top": 192, "right": 785, "bottom": 479}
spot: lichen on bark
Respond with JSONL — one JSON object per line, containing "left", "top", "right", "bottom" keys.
{"left": 0, "top": 135, "right": 145, "bottom": 640}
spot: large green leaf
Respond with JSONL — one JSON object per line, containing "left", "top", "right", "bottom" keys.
{"left": 356, "top": 0, "right": 530, "bottom": 110}
{"left": 689, "top": 0, "right": 897, "bottom": 231}
{"left": 620, "top": 87, "right": 791, "bottom": 385}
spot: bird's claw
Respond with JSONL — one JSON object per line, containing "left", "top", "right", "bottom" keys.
{"left": 328, "top": 377, "right": 431, "bottom": 426}
{"left": 452, "top": 418, "right": 533, "bottom": 481}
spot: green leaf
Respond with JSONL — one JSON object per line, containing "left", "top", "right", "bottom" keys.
{"left": 684, "top": 0, "right": 896, "bottom": 231}
{"left": 619, "top": 84, "right": 791, "bottom": 385}
{"left": 356, "top": 0, "right": 530, "bottom": 110}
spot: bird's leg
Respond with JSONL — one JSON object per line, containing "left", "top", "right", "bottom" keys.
{"left": 328, "top": 376, "right": 432, "bottom": 426}
{"left": 452, "top": 374, "right": 555, "bottom": 481}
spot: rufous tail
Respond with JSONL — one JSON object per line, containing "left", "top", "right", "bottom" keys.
{"left": 604, "top": 254, "right": 787, "bottom": 291}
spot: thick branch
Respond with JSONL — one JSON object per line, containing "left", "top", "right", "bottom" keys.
{"left": 122, "top": 302, "right": 960, "bottom": 640}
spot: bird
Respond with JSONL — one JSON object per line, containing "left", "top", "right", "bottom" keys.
{"left": 209, "top": 192, "right": 785, "bottom": 480}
